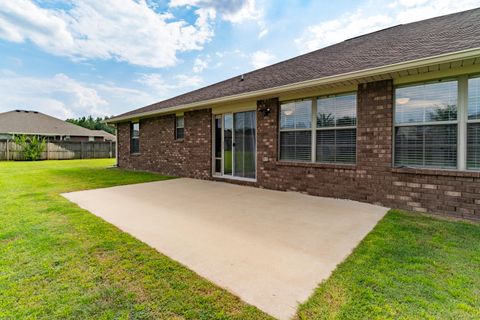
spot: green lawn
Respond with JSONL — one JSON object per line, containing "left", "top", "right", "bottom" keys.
{"left": 297, "top": 210, "right": 480, "bottom": 320}
{"left": 1, "top": 159, "right": 479, "bottom": 319}
{"left": 0, "top": 159, "right": 272, "bottom": 320}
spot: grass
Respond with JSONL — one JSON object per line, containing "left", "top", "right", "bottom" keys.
{"left": 1, "top": 160, "right": 479, "bottom": 319}
{"left": 222, "top": 151, "right": 255, "bottom": 176}
{"left": 0, "top": 159, "right": 272, "bottom": 320}
{"left": 297, "top": 210, "right": 480, "bottom": 320}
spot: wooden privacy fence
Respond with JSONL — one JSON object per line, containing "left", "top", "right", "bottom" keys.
{"left": 0, "top": 140, "right": 116, "bottom": 161}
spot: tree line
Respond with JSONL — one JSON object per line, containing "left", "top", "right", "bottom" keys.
{"left": 66, "top": 116, "right": 115, "bottom": 134}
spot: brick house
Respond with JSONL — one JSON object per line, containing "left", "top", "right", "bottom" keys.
{"left": 109, "top": 9, "right": 480, "bottom": 221}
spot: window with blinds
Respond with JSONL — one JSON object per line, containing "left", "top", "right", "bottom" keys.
{"left": 279, "top": 100, "right": 312, "bottom": 161}
{"left": 175, "top": 115, "right": 184, "bottom": 140}
{"left": 395, "top": 125, "right": 457, "bottom": 168}
{"left": 130, "top": 122, "right": 140, "bottom": 154}
{"left": 467, "top": 77, "right": 480, "bottom": 170}
{"left": 394, "top": 81, "right": 458, "bottom": 169}
{"left": 316, "top": 93, "right": 357, "bottom": 164}
{"left": 280, "top": 131, "right": 312, "bottom": 161}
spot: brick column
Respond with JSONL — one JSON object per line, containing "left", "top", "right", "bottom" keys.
{"left": 184, "top": 108, "right": 212, "bottom": 179}
{"left": 357, "top": 80, "right": 394, "bottom": 170}
{"left": 356, "top": 79, "right": 394, "bottom": 204}
{"left": 256, "top": 98, "right": 279, "bottom": 185}
{"left": 117, "top": 122, "right": 131, "bottom": 168}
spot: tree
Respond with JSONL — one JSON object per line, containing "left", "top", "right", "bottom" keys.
{"left": 427, "top": 104, "right": 457, "bottom": 122}
{"left": 66, "top": 116, "right": 116, "bottom": 134}
{"left": 317, "top": 113, "right": 335, "bottom": 127}
{"left": 14, "top": 135, "right": 46, "bottom": 161}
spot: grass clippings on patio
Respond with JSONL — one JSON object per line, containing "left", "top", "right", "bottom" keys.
{"left": 0, "top": 159, "right": 272, "bottom": 320}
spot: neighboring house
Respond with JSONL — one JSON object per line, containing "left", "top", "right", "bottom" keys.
{"left": 90, "top": 130, "right": 116, "bottom": 142}
{"left": 0, "top": 110, "right": 116, "bottom": 142}
{"left": 108, "top": 9, "right": 480, "bottom": 220}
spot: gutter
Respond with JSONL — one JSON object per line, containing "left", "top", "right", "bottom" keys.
{"left": 107, "top": 47, "right": 480, "bottom": 124}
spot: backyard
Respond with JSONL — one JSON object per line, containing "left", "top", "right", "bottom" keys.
{"left": 0, "top": 159, "right": 479, "bottom": 319}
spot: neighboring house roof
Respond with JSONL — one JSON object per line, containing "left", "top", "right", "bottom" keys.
{"left": 110, "top": 8, "right": 480, "bottom": 122}
{"left": 91, "top": 130, "right": 116, "bottom": 141}
{"left": 0, "top": 110, "right": 105, "bottom": 138}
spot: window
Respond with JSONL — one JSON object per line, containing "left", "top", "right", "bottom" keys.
{"left": 131, "top": 122, "right": 140, "bottom": 154}
{"left": 279, "top": 93, "right": 357, "bottom": 164}
{"left": 175, "top": 115, "right": 184, "bottom": 140}
{"left": 316, "top": 93, "right": 357, "bottom": 164}
{"left": 279, "top": 100, "right": 312, "bottom": 161}
{"left": 468, "top": 77, "right": 480, "bottom": 170}
{"left": 394, "top": 81, "right": 458, "bottom": 169}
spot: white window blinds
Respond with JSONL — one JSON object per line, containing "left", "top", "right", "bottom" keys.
{"left": 394, "top": 81, "right": 458, "bottom": 169}
{"left": 467, "top": 77, "right": 480, "bottom": 170}
{"left": 316, "top": 93, "right": 357, "bottom": 164}
{"left": 280, "top": 100, "right": 312, "bottom": 161}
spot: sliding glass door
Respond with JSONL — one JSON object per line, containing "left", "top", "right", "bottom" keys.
{"left": 223, "top": 114, "right": 233, "bottom": 175}
{"left": 234, "top": 111, "right": 256, "bottom": 178}
{"left": 213, "top": 111, "right": 256, "bottom": 179}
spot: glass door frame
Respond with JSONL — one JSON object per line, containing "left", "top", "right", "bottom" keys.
{"left": 212, "top": 111, "right": 257, "bottom": 181}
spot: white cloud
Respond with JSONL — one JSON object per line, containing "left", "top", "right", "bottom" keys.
{"left": 193, "top": 57, "right": 209, "bottom": 73}
{"left": 250, "top": 50, "right": 276, "bottom": 69}
{"left": 296, "top": 10, "right": 393, "bottom": 53}
{"left": 258, "top": 27, "right": 269, "bottom": 39}
{"left": 170, "top": 0, "right": 261, "bottom": 22}
{"left": 396, "top": 0, "right": 430, "bottom": 7}
{"left": 175, "top": 74, "right": 204, "bottom": 87}
{"left": 0, "top": 71, "right": 156, "bottom": 119}
{"left": 137, "top": 73, "right": 203, "bottom": 96}
{"left": 0, "top": 0, "right": 216, "bottom": 68}
{"left": 393, "top": 0, "right": 480, "bottom": 23}
{"left": 295, "top": 0, "right": 480, "bottom": 53}
{"left": 170, "top": 0, "right": 267, "bottom": 37}
{"left": 0, "top": 72, "right": 105, "bottom": 118}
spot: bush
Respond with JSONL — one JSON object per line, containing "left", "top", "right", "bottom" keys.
{"left": 14, "top": 135, "right": 46, "bottom": 161}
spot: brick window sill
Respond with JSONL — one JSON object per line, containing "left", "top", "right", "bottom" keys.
{"left": 130, "top": 153, "right": 141, "bottom": 156}
{"left": 391, "top": 167, "right": 480, "bottom": 178}
{"left": 274, "top": 161, "right": 357, "bottom": 170}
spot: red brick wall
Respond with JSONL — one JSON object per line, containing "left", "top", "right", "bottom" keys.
{"left": 118, "top": 109, "right": 211, "bottom": 179}
{"left": 117, "top": 80, "right": 480, "bottom": 221}
{"left": 255, "top": 80, "right": 480, "bottom": 221}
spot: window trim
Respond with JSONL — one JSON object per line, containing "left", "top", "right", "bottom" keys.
{"left": 278, "top": 91, "right": 357, "bottom": 164}
{"left": 175, "top": 115, "right": 185, "bottom": 141}
{"left": 466, "top": 75, "right": 480, "bottom": 170}
{"left": 392, "top": 76, "right": 480, "bottom": 171}
{"left": 278, "top": 98, "right": 313, "bottom": 162}
{"left": 315, "top": 92, "right": 357, "bottom": 165}
{"left": 393, "top": 79, "right": 459, "bottom": 170}
{"left": 394, "top": 78, "right": 459, "bottom": 125}
{"left": 130, "top": 121, "right": 140, "bottom": 154}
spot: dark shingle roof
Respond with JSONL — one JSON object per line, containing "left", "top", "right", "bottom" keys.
{"left": 0, "top": 110, "right": 105, "bottom": 137}
{"left": 115, "top": 8, "right": 480, "bottom": 120}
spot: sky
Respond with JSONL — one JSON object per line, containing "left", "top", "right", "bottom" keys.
{"left": 0, "top": 0, "right": 479, "bottom": 119}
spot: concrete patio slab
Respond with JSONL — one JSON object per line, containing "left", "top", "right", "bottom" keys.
{"left": 62, "top": 178, "right": 388, "bottom": 320}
